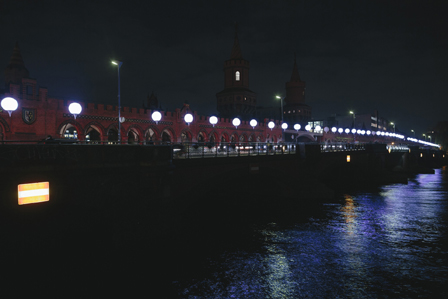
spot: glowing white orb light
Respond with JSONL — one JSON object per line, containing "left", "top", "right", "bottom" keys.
{"left": 250, "top": 119, "right": 257, "bottom": 128}
{"left": 268, "top": 121, "right": 275, "bottom": 130}
{"left": 184, "top": 113, "right": 193, "bottom": 124}
{"left": 324, "top": 127, "right": 329, "bottom": 133}
{"left": 1, "top": 97, "right": 18, "bottom": 116}
{"left": 232, "top": 117, "right": 241, "bottom": 128}
{"left": 305, "top": 125, "right": 311, "bottom": 131}
{"left": 294, "top": 124, "right": 301, "bottom": 131}
{"left": 357, "top": 129, "right": 361, "bottom": 134}
{"left": 209, "top": 116, "right": 218, "bottom": 127}
{"left": 351, "top": 128, "right": 356, "bottom": 134}
{"left": 345, "top": 128, "right": 350, "bottom": 134}
{"left": 367, "top": 130, "right": 371, "bottom": 135}
{"left": 281, "top": 123, "right": 288, "bottom": 130}
{"left": 68, "top": 102, "right": 82, "bottom": 119}
{"left": 151, "top": 111, "right": 162, "bottom": 123}
{"left": 315, "top": 125, "right": 322, "bottom": 131}
{"left": 338, "top": 128, "right": 343, "bottom": 134}
{"left": 331, "top": 127, "right": 337, "bottom": 133}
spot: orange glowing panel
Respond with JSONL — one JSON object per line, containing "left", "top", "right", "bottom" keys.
{"left": 18, "top": 182, "right": 49, "bottom": 205}
{"left": 346, "top": 155, "right": 351, "bottom": 162}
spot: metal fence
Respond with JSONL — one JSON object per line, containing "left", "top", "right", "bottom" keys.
{"left": 171, "top": 142, "right": 299, "bottom": 159}
{"left": 320, "top": 143, "right": 366, "bottom": 152}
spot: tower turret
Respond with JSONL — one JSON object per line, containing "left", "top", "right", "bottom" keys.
{"left": 216, "top": 25, "right": 256, "bottom": 119}
{"left": 4, "top": 42, "right": 29, "bottom": 86}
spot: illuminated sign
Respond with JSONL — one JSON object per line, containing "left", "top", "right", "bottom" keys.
{"left": 346, "top": 155, "right": 351, "bottom": 162}
{"left": 18, "top": 182, "right": 49, "bottom": 205}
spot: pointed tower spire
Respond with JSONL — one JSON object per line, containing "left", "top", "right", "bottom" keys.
{"left": 290, "top": 53, "right": 301, "bottom": 82}
{"left": 230, "top": 23, "right": 243, "bottom": 59}
{"left": 4, "top": 42, "right": 30, "bottom": 85}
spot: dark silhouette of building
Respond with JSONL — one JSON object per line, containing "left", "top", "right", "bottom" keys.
{"left": 216, "top": 25, "right": 257, "bottom": 120}
{"left": 283, "top": 54, "right": 311, "bottom": 123}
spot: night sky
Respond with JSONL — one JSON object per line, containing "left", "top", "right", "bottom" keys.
{"left": 1, "top": 0, "right": 447, "bottom": 136}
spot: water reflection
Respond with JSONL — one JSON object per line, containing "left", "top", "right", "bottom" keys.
{"left": 179, "top": 169, "right": 448, "bottom": 298}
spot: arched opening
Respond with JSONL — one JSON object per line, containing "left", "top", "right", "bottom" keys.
{"left": 235, "top": 71, "right": 240, "bottom": 81}
{"left": 161, "top": 131, "right": 171, "bottom": 144}
{"left": 108, "top": 128, "right": 118, "bottom": 143}
{"left": 198, "top": 131, "right": 207, "bottom": 143}
{"left": 128, "top": 130, "right": 139, "bottom": 144}
{"left": 181, "top": 130, "right": 192, "bottom": 143}
{"left": 86, "top": 127, "right": 101, "bottom": 144}
{"left": 61, "top": 125, "right": 78, "bottom": 139}
{"left": 146, "top": 128, "right": 158, "bottom": 144}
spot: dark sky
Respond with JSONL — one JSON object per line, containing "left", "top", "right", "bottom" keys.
{"left": 1, "top": 0, "right": 447, "bottom": 136}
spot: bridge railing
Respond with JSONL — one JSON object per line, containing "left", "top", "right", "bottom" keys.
{"left": 171, "top": 142, "right": 299, "bottom": 159}
{"left": 320, "top": 143, "right": 366, "bottom": 152}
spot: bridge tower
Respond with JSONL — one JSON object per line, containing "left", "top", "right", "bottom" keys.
{"left": 4, "top": 42, "right": 30, "bottom": 87}
{"left": 284, "top": 54, "right": 311, "bottom": 124}
{"left": 216, "top": 25, "right": 257, "bottom": 120}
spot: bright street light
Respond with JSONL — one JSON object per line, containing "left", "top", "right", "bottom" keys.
{"left": 209, "top": 116, "right": 218, "bottom": 127}
{"left": 111, "top": 60, "right": 123, "bottom": 143}
{"left": 68, "top": 102, "right": 82, "bottom": 119}
{"left": 1, "top": 97, "right": 18, "bottom": 116}
{"left": 151, "top": 111, "right": 162, "bottom": 124}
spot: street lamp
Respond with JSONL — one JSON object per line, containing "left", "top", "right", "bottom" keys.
{"left": 349, "top": 111, "right": 355, "bottom": 128}
{"left": 275, "top": 96, "right": 284, "bottom": 123}
{"left": 250, "top": 119, "right": 257, "bottom": 129}
{"left": 209, "top": 116, "right": 218, "bottom": 127}
{"left": 411, "top": 129, "right": 415, "bottom": 137}
{"left": 232, "top": 117, "right": 241, "bottom": 129}
{"left": 184, "top": 113, "right": 193, "bottom": 125}
{"left": 68, "top": 102, "right": 82, "bottom": 119}
{"left": 390, "top": 122, "right": 396, "bottom": 133}
{"left": 1, "top": 97, "right": 18, "bottom": 117}
{"left": 423, "top": 133, "right": 426, "bottom": 141}
{"left": 151, "top": 111, "right": 162, "bottom": 124}
{"left": 268, "top": 121, "right": 275, "bottom": 130}
{"left": 111, "top": 60, "right": 123, "bottom": 143}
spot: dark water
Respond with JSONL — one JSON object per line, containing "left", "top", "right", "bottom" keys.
{"left": 174, "top": 168, "right": 448, "bottom": 298}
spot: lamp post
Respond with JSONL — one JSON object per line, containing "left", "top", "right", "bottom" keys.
{"left": 68, "top": 102, "right": 82, "bottom": 119}
{"left": 423, "top": 133, "right": 426, "bottom": 141}
{"left": 112, "top": 60, "right": 123, "bottom": 143}
{"left": 349, "top": 111, "right": 356, "bottom": 128}
{"left": 1, "top": 97, "right": 18, "bottom": 141}
{"left": 276, "top": 96, "right": 285, "bottom": 141}
{"left": 411, "top": 129, "right": 415, "bottom": 137}
{"left": 390, "top": 122, "right": 395, "bottom": 133}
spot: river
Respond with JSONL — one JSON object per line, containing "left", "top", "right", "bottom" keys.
{"left": 172, "top": 167, "right": 448, "bottom": 298}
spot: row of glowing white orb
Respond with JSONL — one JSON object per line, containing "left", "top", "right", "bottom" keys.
{"left": 2, "top": 97, "right": 440, "bottom": 148}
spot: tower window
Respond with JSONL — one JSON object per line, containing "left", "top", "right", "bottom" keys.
{"left": 235, "top": 71, "right": 240, "bottom": 81}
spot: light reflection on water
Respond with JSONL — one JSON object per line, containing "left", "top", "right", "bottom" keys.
{"left": 179, "top": 169, "right": 448, "bottom": 298}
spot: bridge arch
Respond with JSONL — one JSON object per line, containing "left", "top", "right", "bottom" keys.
{"left": 297, "top": 133, "right": 315, "bottom": 142}
{"left": 197, "top": 129, "right": 208, "bottom": 142}
{"left": 208, "top": 130, "right": 219, "bottom": 144}
{"left": 230, "top": 132, "right": 239, "bottom": 143}
{"left": 0, "top": 116, "right": 11, "bottom": 134}
{"left": 181, "top": 128, "right": 193, "bottom": 143}
{"left": 126, "top": 124, "right": 144, "bottom": 144}
{"left": 161, "top": 126, "right": 176, "bottom": 143}
{"left": 145, "top": 125, "right": 161, "bottom": 143}
{"left": 84, "top": 121, "right": 105, "bottom": 143}
{"left": 57, "top": 120, "right": 83, "bottom": 139}
{"left": 220, "top": 131, "right": 230, "bottom": 143}
{"left": 239, "top": 133, "right": 248, "bottom": 142}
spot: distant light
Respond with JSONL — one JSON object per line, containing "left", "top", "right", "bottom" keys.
{"left": 111, "top": 61, "right": 118, "bottom": 65}
{"left": 184, "top": 113, "right": 193, "bottom": 124}
{"left": 210, "top": 116, "right": 218, "bottom": 126}
{"left": 68, "top": 102, "right": 82, "bottom": 119}
{"left": 345, "top": 128, "right": 350, "bottom": 134}
{"left": 281, "top": 123, "right": 288, "bottom": 130}
{"left": 294, "top": 124, "right": 301, "bottom": 131}
{"left": 1, "top": 97, "right": 18, "bottom": 115}
{"left": 151, "top": 111, "right": 162, "bottom": 122}
{"left": 315, "top": 125, "right": 322, "bottom": 131}
{"left": 351, "top": 128, "right": 356, "bottom": 134}
{"left": 305, "top": 125, "right": 311, "bottom": 131}
{"left": 357, "top": 129, "right": 361, "bottom": 134}
{"left": 18, "top": 182, "right": 49, "bottom": 205}
{"left": 232, "top": 118, "right": 241, "bottom": 128}
{"left": 331, "top": 127, "right": 337, "bottom": 133}
{"left": 338, "top": 128, "right": 343, "bottom": 133}
{"left": 324, "top": 127, "right": 330, "bottom": 133}
{"left": 250, "top": 119, "right": 257, "bottom": 128}
{"left": 346, "top": 155, "right": 351, "bottom": 162}
{"left": 361, "top": 130, "right": 365, "bottom": 135}
{"left": 385, "top": 132, "right": 390, "bottom": 136}
{"left": 268, "top": 121, "right": 275, "bottom": 129}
